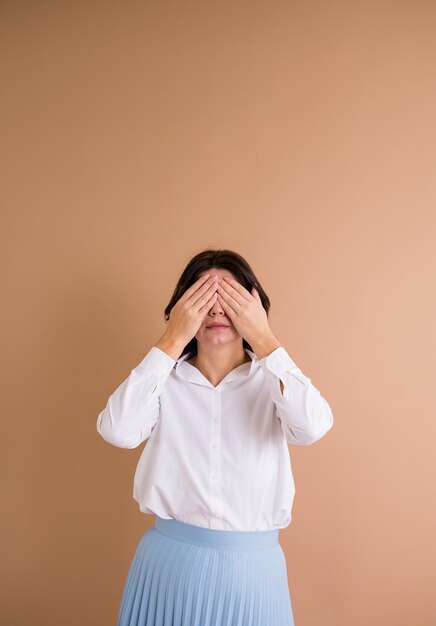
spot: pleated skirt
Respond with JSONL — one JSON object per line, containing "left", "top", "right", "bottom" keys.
{"left": 117, "top": 516, "right": 295, "bottom": 626}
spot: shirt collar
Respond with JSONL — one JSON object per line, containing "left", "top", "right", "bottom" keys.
{"left": 174, "top": 348, "right": 259, "bottom": 388}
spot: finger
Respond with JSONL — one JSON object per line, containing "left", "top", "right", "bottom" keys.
{"left": 186, "top": 276, "right": 217, "bottom": 307}
{"left": 217, "top": 293, "right": 236, "bottom": 319}
{"left": 221, "top": 276, "right": 251, "bottom": 302}
{"left": 199, "top": 291, "right": 218, "bottom": 314}
{"left": 217, "top": 283, "right": 242, "bottom": 310}
{"left": 193, "top": 279, "right": 219, "bottom": 311}
{"left": 180, "top": 274, "right": 211, "bottom": 302}
{"left": 251, "top": 286, "right": 261, "bottom": 300}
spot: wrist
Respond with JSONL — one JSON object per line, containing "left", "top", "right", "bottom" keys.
{"left": 155, "top": 333, "right": 186, "bottom": 360}
{"left": 249, "top": 333, "right": 282, "bottom": 360}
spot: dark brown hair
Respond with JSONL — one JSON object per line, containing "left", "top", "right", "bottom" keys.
{"left": 164, "top": 248, "right": 271, "bottom": 357}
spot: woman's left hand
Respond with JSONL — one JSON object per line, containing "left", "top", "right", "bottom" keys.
{"left": 216, "top": 276, "right": 274, "bottom": 345}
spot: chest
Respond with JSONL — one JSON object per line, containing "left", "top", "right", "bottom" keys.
{"left": 151, "top": 373, "right": 281, "bottom": 456}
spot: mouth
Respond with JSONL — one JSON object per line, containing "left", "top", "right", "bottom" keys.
{"left": 207, "top": 325, "right": 229, "bottom": 329}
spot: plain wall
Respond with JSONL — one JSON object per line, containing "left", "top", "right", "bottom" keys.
{"left": 1, "top": 2, "right": 435, "bottom": 625}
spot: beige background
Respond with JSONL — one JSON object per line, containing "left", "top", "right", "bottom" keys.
{"left": 1, "top": 2, "right": 435, "bottom": 625}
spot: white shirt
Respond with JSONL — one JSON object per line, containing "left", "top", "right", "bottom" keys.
{"left": 96, "top": 345, "right": 334, "bottom": 531}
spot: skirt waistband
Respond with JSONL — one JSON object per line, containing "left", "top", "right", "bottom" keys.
{"left": 153, "top": 516, "right": 279, "bottom": 551}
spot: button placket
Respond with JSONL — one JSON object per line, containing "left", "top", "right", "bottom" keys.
{"left": 209, "top": 389, "right": 222, "bottom": 518}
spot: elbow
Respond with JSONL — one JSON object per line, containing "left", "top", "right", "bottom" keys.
{"left": 96, "top": 411, "right": 143, "bottom": 449}
{"left": 303, "top": 398, "right": 334, "bottom": 443}
{"left": 306, "top": 408, "right": 334, "bottom": 444}
{"left": 285, "top": 409, "right": 334, "bottom": 445}
{"left": 285, "top": 427, "right": 325, "bottom": 445}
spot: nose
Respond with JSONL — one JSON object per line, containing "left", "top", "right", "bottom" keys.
{"left": 209, "top": 294, "right": 225, "bottom": 315}
{"left": 210, "top": 301, "right": 224, "bottom": 314}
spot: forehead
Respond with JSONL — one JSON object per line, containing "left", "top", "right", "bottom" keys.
{"left": 198, "top": 268, "right": 238, "bottom": 280}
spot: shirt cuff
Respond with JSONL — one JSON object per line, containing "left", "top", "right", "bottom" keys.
{"left": 135, "top": 346, "right": 177, "bottom": 377}
{"left": 258, "top": 346, "right": 311, "bottom": 386}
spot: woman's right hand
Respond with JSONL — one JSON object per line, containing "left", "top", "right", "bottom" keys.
{"left": 162, "top": 274, "right": 219, "bottom": 347}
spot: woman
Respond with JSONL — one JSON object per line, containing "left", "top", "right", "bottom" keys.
{"left": 96, "top": 248, "right": 334, "bottom": 626}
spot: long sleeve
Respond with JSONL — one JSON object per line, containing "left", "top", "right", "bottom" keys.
{"left": 258, "top": 346, "right": 334, "bottom": 445}
{"left": 96, "top": 346, "right": 176, "bottom": 449}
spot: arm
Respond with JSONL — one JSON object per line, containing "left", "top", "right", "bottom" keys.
{"left": 96, "top": 340, "right": 179, "bottom": 449}
{"left": 254, "top": 341, "right": 334, "bottom": 445}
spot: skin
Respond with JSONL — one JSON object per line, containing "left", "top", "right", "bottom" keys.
{"left": 188, "top": 268, "right": 284, "bottom": 391}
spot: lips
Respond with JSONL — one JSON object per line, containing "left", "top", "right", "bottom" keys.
{"left": 207, "top": 324, "right": 228, "bottom": 328}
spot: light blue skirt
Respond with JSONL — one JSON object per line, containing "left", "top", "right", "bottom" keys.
{"left": 117, "top": 516, "right": 295, "bottom": 626}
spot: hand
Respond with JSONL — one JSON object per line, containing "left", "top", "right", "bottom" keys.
{"left": 165, "top": 274, "right": 219, "bottom": 345}
{"left": 216, "top": 276, "right": 274, "bottom": 346}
